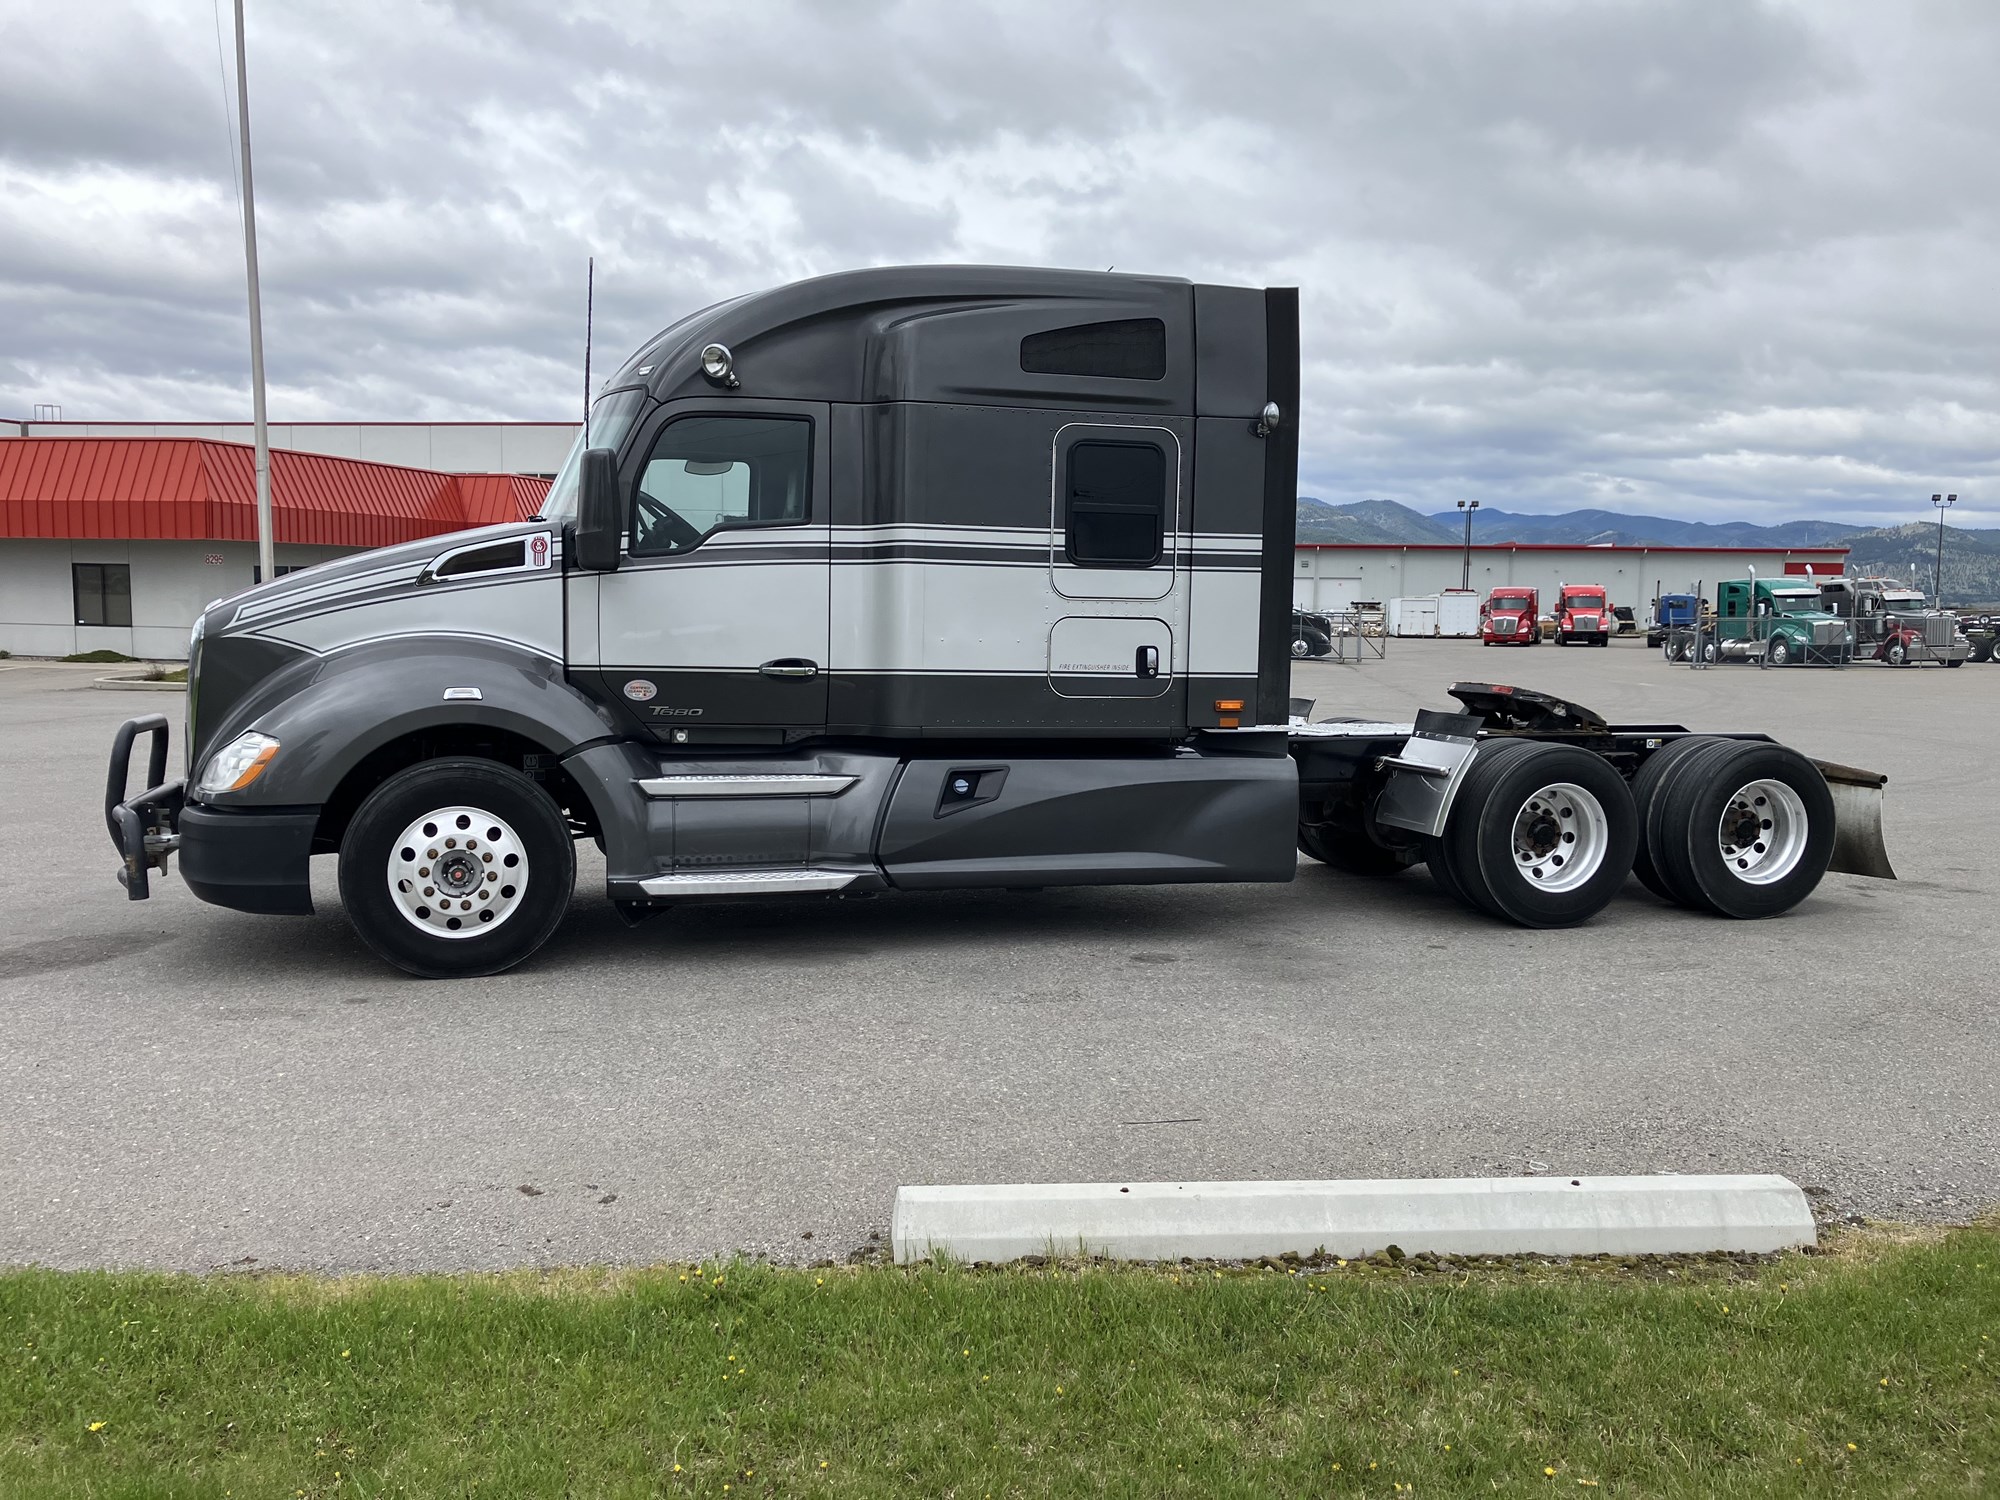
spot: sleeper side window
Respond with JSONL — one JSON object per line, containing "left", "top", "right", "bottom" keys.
{"left": 630, "top": 415, "right": 811, "bottom": 557}
{"left": 1064, "top": 440, "right": 1167, "bottom": 569}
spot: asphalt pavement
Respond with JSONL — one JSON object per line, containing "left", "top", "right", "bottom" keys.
{"left": 1, "top": 642, "right": 1994, "bottom": 1273}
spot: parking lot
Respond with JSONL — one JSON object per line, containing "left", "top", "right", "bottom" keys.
{"left": 2, "top": 641, "right": 1995, "bottom": 1273}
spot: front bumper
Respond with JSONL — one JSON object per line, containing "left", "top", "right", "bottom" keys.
{"left": 106, "top": 715, "right": 316, "bottom": 914}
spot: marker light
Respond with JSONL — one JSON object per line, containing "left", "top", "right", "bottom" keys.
{"left": 199, "top": 730, "right": 280, "bottom": 794}
{"left": 1214, "top": 699, "right": 1245, "bottom": 712}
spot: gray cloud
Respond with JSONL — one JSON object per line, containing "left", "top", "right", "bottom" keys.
{"left": 2, "top": 0, "right": 1995, "bottom": 523}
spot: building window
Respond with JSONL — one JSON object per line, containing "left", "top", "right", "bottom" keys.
{"left": 252, "top": 565, "right": 302, "bottom": 584}
{"left": 1064, "top": 440, "right": 1167, "bottom": 568}
{"left": 1020, "top": 318, "right": 1167, "bottom": 380}
{"left": 73, "top": 563, "right": 132, "bottom": 628}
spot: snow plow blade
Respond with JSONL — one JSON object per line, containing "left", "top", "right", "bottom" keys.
{"left": 1814, "top": 760, "right": 1895, "bottom": 880}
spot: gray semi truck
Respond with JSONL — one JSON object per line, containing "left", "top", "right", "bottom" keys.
{"left": 105, "top": 267, "right": 1896, "bottom": 977}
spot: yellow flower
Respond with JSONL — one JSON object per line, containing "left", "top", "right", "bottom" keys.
{"left": 87, "top": 1421, "right": 106, "bottom": 1433}
{"left": 1878, "top": 1378, "right": 1889, "bottom": 1387}
{"left": 816, "top": 1277, "right": 824, "bottom": 1286}
{"left": 1720, "top": 1305, "right": 1729, "bottom": 1314}
{"left": 1847, "top": 1443, "right": 1858, "bottom": 1452}
{"left": 820, "top": 1461, "right": 828, "bottom": 1469}
{"left": 341, "top": 1349, "right": 352, "bottom": 1359}
{"left": 679, "top": 1274, "right": 687, "bottom": 1283}
{"left": 1545, "top": 1466, "right": 1558, "bottom": 1477}
{"left": 963, "top": 1348, "right": 970, "bottom": 1356}
{"left": 673, "top": 1464, "right": 682, "bottom": 1473}
{"left": 1056, "top": 1385, "right": 1063, "bottom": 1394}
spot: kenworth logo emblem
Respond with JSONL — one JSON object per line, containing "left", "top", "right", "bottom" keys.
{"left": 529, "top": 533, "right": 552, "bottom": 569}
{"left": 622, "top": 679, "right": 657, "bottom": 702}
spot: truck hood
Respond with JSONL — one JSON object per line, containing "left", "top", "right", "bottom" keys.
{"left": 207, "top": 521, "right": 545, "bottom": 634}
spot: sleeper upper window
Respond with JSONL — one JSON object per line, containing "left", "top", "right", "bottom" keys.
{"left": 1020, "top": 318, "right": 1167, "bottom": 381}
{"left": 631, "top": 415, "right": 811, "bottom": 557}
{"left": 1064, "top": 440, "right": 1167, "bottom": 569}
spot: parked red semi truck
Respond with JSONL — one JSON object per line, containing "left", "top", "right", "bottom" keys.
{"left": 1480, "top": 587, "right": 1540, "bottom": 646}
{"left": 1555, "top": 583, "right": 1612, "bottom": 646}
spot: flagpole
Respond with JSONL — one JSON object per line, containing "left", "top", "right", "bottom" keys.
{"left": 233, "top": 0, "right": 274, "bottom": 583}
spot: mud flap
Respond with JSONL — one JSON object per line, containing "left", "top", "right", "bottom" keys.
{"left": 1813, "top": 759, "right": 1895, "bottom": 880}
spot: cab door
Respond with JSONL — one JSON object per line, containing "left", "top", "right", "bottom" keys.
{"left": 1045, "top": 421, "right": 1188, "bottom": 708}
{"left": 585, "top": 398, "right": 831, "bottom": 743}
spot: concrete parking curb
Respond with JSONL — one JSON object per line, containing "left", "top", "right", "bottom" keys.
{"left": 891, "top": 1174, "right": 1816, "bottom": 1265}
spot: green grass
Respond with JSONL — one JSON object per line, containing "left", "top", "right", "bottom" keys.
{"left": 3, "top": 1225, "right": 1995, "bottom": 1498}
{"left": 60, "top": 649, "right": 137, "bottom": 663}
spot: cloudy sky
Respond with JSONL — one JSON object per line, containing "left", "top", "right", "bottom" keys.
{"left": 3, "top": 0, "right": 1996, "bottom": 524}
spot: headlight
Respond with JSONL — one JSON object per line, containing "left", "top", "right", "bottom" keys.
{"left": 199, "top": 730, "right": 280, "bottom": 794}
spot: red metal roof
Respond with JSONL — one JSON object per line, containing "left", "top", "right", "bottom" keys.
{"left": 0, "top": 438, "right": 550, "bottom": 548}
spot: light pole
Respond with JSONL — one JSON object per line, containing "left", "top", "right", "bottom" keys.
{"left": 1932, "top": 492, "right": 1956, "bottom": 607}
{"left": 1457, "top": 499, "right": 1480, "bottom": 591}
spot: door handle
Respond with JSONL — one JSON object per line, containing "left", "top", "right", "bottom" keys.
{"left": 759, "top": 658, "right": 819, "bottom": 679}
{"left": 1135, "top": 645, "right": 1160, "bottom": 679}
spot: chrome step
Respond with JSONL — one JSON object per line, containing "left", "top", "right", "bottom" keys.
{"left": 636, "top": 774, "right": 856, "bottom": 798}
{"left": 637, "top": 868, "right": 860, "bottom": 897}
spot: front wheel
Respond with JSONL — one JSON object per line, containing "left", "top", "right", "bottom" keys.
{"left": 1766, "top": 636, "right": 1791, "bottom": 667}
{"left": 338, "top": 759, "right": 576, "bottom": 978}
{"left": 1885, "top": 640, "right": 1910, "bottom": 666}
{"left": 1291, "top": 637, "right": 1310, "bottom": 658}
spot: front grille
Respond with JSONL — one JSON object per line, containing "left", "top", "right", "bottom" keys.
{"left": 1813, "top": 621, "right": 1847, "bottom": 647}
{"left": 1926, "top": 615, "right": 1955, "bottom": 648}
{"left": 1492, "top": 618, "right": 1517, "bottom": 635}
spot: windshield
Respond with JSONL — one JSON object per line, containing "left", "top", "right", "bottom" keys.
{"left": 1883, "top": 594, "right": 1926, "bottom": 612}
{"left": 1769, "top": 593, "right": 1819, "bottom": 614}
{"left": 538, "top": 388, "right": 650, "bottom": 524}
{"left": 1565, "top": 594, "right": 1603, "bottom": 610}
{"left": 1491, "top": 595, "right": 1531, "bottom": 611}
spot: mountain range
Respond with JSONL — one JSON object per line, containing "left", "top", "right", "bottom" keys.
{"left": 1294, "top": 498, "right": 2000, "bottom": 605}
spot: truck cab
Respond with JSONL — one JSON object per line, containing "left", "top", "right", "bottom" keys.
{"left": 1479, "top": 587, "right": 1539, "bottom": 646}
{"left": 1553, "top": 584, "right": 1610, "bottom": 647}
{"left": 1704, "top": 578, "right": 1851, "bottom": 666}
{"left": 102, "top": 265, "right": 1897, "bottom": 977}
{"left": 1646, "top": 592, "right": 1700, "bottom": 648}
{"left": 1817, "top": 577, "right": 1969, "bottom": 666}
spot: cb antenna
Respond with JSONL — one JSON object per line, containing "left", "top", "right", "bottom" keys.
{"left": 583, "top": 255, "right": 595, "bottom": 432}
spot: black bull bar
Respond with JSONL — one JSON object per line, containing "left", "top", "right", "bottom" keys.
{"left": 105, "top": 714, "right": 186, "bottom": 900}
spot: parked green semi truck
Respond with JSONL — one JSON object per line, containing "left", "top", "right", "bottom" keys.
{"left": 1674, "top": 577, "right": 1853, "bottom": 666}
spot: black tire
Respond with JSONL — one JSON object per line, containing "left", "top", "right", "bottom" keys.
{"left": 1438, "top": 740, "right": 1637, "bottom": 928}
{"left": 1945, "top": 657, "right": 1964, "bottom": 668}
{"left": 1629, "top": 737, "right": 1726, "bottom": 902}
{"left": 1420, "top": 834, "right": 1476, "bottom": 910}
{"left": 1595, "top": 634, "right": 1609, "bottom": 647}
{"left": 1298, "top": 823, "right": 1422, "bottom": 876}
{"left": 1651, "top": 741, "right": 1834, "bottom": 919}
{"left": 1766, "top": 636, "right": 1791, "bottom": 667}
{"left": 338, "top": 758, "right": 576, "bottom": 978}
{"left": 1700, "top": 638, "right": 1720, "bottom": 664}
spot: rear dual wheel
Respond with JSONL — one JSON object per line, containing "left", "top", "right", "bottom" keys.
{"left": 1632, "top": 739, "right": 1832, "bottom": 918}
{"left": 1423, "top": 741, "right": 1636, "bottom": 927}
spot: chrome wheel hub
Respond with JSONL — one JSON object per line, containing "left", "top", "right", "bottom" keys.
{"left": 1717, "top": 779, "right": 1807, "bottom": 885}
{"left": 1509, "top": 782, "right": 1609, "bottom": 893}
{"left": 387, "top": 805, "right": 528, "bottom": 938}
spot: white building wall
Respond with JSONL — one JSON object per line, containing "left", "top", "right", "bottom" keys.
{"left": 9, "top": 422, "right": 580, "bottom": 476}
{"left": 1293, "top": 546, "right": 1846, "bottom": 620}
{"left": 0, "top": 539, "right": 354, "bottom": 660}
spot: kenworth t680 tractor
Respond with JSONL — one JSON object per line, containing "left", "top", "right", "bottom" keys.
{"left": 104, "top": 267, "right": 1896, "bottom": 976}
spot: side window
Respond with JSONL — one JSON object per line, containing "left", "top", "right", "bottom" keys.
{"left": 1064, "top": 440, "right": 1166, "bottom": 569}
{"left": 631, "top": 415, "right": 811, "bottom": 557}
{"left": 73, "top": 562, "right": 133, "bottom": 627}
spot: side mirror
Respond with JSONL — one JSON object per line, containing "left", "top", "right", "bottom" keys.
{"left": 573, "top": 448, "right": 622, "bottom": 572}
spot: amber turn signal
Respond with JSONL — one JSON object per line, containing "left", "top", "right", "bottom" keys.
{"left": 1214, "top": 699, "right": 1244, "bottom": 712}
